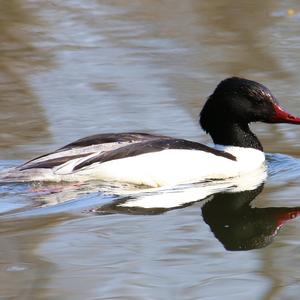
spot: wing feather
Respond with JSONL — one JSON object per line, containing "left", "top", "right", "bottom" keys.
{"left": 73, "top": 139, "right": 236, "bottom": 171}
{"left": 18, "top": 132, "right": 170, "bottom": 171}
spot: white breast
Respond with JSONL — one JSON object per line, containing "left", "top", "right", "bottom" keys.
{"left": 71, "top": 145, "right": 266, "bottom": 187}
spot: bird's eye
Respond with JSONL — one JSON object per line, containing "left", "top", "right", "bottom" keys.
{"left": 248, "top": 96, "right": 262, "bottom": 105}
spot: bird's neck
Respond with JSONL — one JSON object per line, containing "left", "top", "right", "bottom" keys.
{"left": 208, "top": 122, "right": 263, "bottom": 151}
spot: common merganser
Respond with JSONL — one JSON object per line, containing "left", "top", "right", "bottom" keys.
{"left": 4, "top": 77, "right": 300, "bottom": 187}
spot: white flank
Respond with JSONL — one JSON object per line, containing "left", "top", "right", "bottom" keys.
{"left": 72, "top": 146, "right": 266, "bottom": 187}
{"left": 2, "top": 144, "right": 266, "bottom": 187}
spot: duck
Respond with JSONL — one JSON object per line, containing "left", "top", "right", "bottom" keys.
{"left": 3, "top": 77, "right": 300, "bottom": 187}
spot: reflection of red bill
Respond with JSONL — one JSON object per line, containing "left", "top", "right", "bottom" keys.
{"left": 277, "top": 210, "right": 300, "bottom": 227}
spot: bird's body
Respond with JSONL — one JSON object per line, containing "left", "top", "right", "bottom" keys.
{"left": 3, "top": 77, "right": 300, "bottom": 187}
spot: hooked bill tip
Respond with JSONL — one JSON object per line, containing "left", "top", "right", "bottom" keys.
{"left": 271, "top": 103, "right": 300, "bottom": 124}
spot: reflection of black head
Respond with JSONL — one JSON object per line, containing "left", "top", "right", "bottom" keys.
{"left": 202, "top": 184, "right": 300, "bottom": 251}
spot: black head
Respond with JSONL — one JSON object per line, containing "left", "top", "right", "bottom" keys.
{"left": 199, "top": 77, "right": 300, "bottom": 148}
{"left": 200, "top": 77, "right": 300, "bottom": 133}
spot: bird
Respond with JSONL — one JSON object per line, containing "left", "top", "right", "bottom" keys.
{"left": 3, "top": 77, "right": 300, "bottom": 187}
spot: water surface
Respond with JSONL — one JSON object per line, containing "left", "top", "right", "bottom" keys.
{"left": 1, "top": 1, "right": 300, "bottom": 299}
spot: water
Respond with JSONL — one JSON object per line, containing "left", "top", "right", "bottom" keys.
{"left": 1, "top": 0, "right": 300, "bottom": 299}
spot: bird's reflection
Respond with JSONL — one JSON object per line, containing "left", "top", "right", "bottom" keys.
{"left": 3, "top": 169, "right": 300, "bottom": 251}
{"left": 95, "top": 178, "right": 300, "bottom": 251}
{"left": 201, "top": 184, "right": 300, "bottom": 251}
